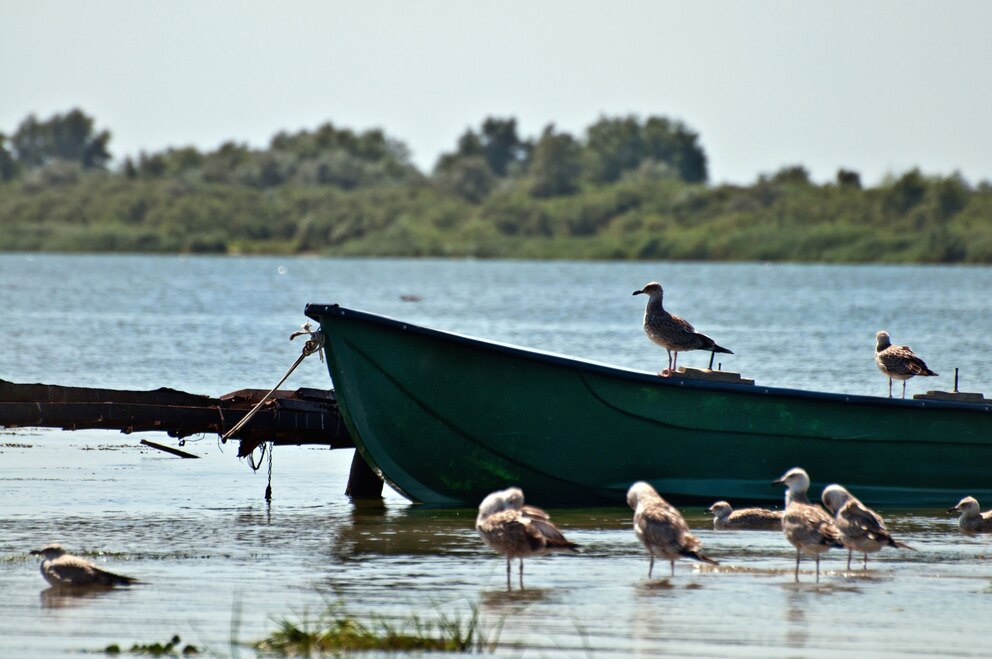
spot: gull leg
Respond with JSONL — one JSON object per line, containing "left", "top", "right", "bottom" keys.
{"left": 672, "top": 352, "right": 679, "bottom": 372}
{"left": 519, "top": 558, "right": 525, "bottom": 590}
{"left": 506, "top": 558, "right": 512, "bottom": 591}
{"left": 863, "top": 553, "right": 868, "bottom": 570}
{"left": 902, "top": 381, "right": 907, "bottom": 399}
{"left": 847, "top": 550, "right": 852, "bottom": 571}
{"left": 888, "top": 378, "right": 893, "bottom": 398}
{"left": 794, "top": 550, "right": 800, "bottom": 582}
{"left": 648, "top": 555, "right": 654, "bottom": 579}
{"left": 815, "top": 554, "right": 821, "bottom": 583}
{"left": 666, "top": 350, "right": 673, "bottom": 373}
{"left": 670, "top": 560, "right": 675, "bottom": 577}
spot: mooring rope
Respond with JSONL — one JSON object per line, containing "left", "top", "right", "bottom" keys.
{"left": 246, "top": 441, "right": 267, "bottom": 471}
{"left": 220, "top": 323, "right": 325, "bottom": 444}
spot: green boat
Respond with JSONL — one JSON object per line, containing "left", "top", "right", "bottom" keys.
{"left": 305, "top": 303, "right": 992, "bottom": 507}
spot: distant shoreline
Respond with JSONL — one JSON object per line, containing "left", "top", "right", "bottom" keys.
{"left": 2, "top": 172, "right": 990, "bottom": 263}
{"left": 3, "top": 112, "right": 989, "bottom": 263}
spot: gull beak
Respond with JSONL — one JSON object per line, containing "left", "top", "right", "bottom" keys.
{"left": 772, "top": 478, "right": 785, "bottom": 486}
{"left": 947, "top": 506, "right": 959, "bottom": 514}
{"left": 632, "top": 289, "right": 643, "bottom": 296}
{"left": 29, "top": 549, "right": 41, "bottom": 555}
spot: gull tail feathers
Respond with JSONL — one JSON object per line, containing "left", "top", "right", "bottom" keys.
{"left": 93, "top": 568, "right": 139, "bottom": 586}
{"left": 682, "top": 549, "right": 719, "bottom": 566}
{"left": 545, "top": 536, "right": 580, "bottom": 553}
{"left": 889, "top": 539, "right": 915, "bottom": 551}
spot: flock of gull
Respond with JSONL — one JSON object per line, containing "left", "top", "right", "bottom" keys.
{"left": 471, "top": 280, "right": 970, "bottom": 588}
{"left": 633, "top": 280, "right": 938, "bottom": 397}
{"left": 28, "top": 482, "right": 992, "bottom": 591}
{"left": 476, "top": 475, "right": 992, "bottom": 589}
{"left": 19, "top": 280, "right": 970, "bottom": 591}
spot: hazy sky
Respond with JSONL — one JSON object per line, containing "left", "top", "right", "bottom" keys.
{"left": 3, "top": 1, "right": 990, "bottom": 185}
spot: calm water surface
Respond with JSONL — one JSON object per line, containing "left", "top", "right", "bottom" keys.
{"left": 2, "top": 254, "right": 992, "bottom": 657}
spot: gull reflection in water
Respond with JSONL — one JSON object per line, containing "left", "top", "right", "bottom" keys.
{"left": 40, "top": 584, "right": 119, "bottom": 609}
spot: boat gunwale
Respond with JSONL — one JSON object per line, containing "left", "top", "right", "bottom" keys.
{"left": 304, "top": 303, "right": 992, "bottom": 415}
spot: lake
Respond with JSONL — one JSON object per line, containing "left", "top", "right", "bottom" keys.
{"left": 2, "top": 254, "right": 992, "bottom": 657}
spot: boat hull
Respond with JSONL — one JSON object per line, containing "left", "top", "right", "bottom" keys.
{"left": 306, "top": 304, "right": 992, "bottom": 507}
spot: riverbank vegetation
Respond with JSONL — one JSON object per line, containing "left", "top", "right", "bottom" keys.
{"left": 2, "top": 108, "right": 991, "bottom": 262}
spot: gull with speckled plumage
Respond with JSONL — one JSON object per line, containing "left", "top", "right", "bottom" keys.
{"left": 627, "top": 481, "right": 718, "bottom": 577}
{"left": 30, "top": 544, "right": 137, "bottom": 588}
{"left": 475, "top": 487, "right": 578, "bottom": 589}
{"left": 875, "top": 330, "right": 937, "bottom": 399}
{"left": 633, "top": 281, "right": 733, "bottom": 375}
{"left": 821, "top": 484, "right": 913, "bottom": 569}
{"left": 707, "top": 501, "right": 783, "bottom": 531}
{"left": 948, "top": 496, "right": 992, "bottom": 535}
{"left": 773, "top": 468, "right": 844, "bottom": 582}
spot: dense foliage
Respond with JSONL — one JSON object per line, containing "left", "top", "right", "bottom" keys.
{"left": 2, "top": 108, "right": 990, "bottom": 262}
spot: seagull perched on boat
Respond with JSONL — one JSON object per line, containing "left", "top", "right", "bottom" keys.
{"left": 773, "top": 468, "right": 844, "bottom": 582}
{"left": 30, "top": 544, "right": 138, "bottom": 588}
{"left": 707, "top": 501, "right": 784, "bottom": 531}
{"left": 475, "top": 487, "right": 578, "bottom": 589}
{"left": 948, "top": 496, "right": 992, "bottom": 535}
{"left": 626, "top": 481, "right": 718, "bottom": 578}
{"left": 875, "top": 330, "right": 937, "bottom": 399}
{"left": 821, "top": 484, "right": 913, "bottom": 569}
{"left": 633, "top": 281, "right": 733, "bottom": 376}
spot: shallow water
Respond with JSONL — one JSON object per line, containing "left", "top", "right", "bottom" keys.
{"left": 2, "top": 255, "right": 992, "bottom": 656}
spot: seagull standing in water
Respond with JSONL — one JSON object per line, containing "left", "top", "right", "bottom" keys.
{"left": 821, "top": 484, "right": 913, "bottom": 569}
{"left": 627, "top": 481, "right": 718, "bottom": 577}
{"left": 773, "top": 468, "right": 844, "bottom": 582}
{"left": 948, "top": 496, "right": 992, "bottom": 535}
{"left": 633, "top": 281, "right": 733, "bottom": 375}
{"left": 30, "top": 544, "right": 137, "bottom": 588}
{"left": 475, "top": 487, "right": 578, "bottom": 589}
{"left": 875, "top": 330, "right": 937, "bottom": 399}
{"left": 707, "top": 501, "right": 784, "bottom": 531}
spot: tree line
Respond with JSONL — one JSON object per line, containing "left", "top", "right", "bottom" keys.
{"left": 1, "top": 108, "right": 990, "bottom": 262}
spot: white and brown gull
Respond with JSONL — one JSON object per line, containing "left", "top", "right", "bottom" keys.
{"left": 627, "top": 481, "right": 718, "bottom": 577}
{"left": 773, "top": 468, "right": 844, "bottom": 582}
{"left": 821, "top": 484, "right": 913, "bottom": 569}
{"left": 948, "top": 496, "right": 992, "bottom": 535}
{"left": 874, "top": 330, "right": 937, "bottom": 399}
{"left": 633, "top": 281, "right": 733, "bottom": 375}
{"left": 475, "top": 487, "right": 578, "bottom": 589}
{"left": 707, "top": 500, "right": 783, "bottom": 531}
{"left": 30, "top": 544, "right": 138, "bottom": 588}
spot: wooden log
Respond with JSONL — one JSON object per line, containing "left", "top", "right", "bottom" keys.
{"left": 140, "top": 439, "right": 200, "bottom": 459}
{"left": 0, "top": 380, "right": 353, "bottom": 452}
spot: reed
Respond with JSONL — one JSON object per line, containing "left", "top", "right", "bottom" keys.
{"left": 254, "top": 602, "right": 502, "bottom": 655}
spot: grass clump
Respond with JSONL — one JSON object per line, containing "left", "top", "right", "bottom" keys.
{"left": 255, "top": 602, "right": 501, "bottom": 655}
{"left": 103, "top": 634, "right": 199, "bottom": 655}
